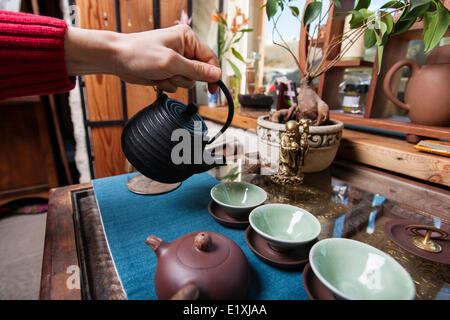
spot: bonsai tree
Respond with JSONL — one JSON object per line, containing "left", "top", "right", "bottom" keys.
{"left": 264, "top": 0, "right": 450, "bottom": 125}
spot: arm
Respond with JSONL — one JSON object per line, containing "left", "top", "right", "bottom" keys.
{"left": 64, "top": 24, "right": 221, "bottom": 93}
{"left": 0, "top": 10, "right": 221, "bottom": 101}
{"left": 0, "top": 10, "right": 76, "bottom": 101}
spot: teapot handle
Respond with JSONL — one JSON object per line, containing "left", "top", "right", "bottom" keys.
{"left": 206, "top": 80, "right": 235, "bottom": 145}
{"left": 170, "top": 283, "right": 200, "bottom": 300}
{"left": 383, "top": 59, "right": 420, "bottom": 112}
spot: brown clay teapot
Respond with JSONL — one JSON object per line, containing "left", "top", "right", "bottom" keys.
{"left": 383, "top": 45, "right": 450, "bottom": 127}
{"left": 145, "top": 231, "right": 250, "bottom": 300}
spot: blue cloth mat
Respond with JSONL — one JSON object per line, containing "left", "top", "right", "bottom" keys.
{"left": 92, "top": 172, "right": 309, "bottom": 300}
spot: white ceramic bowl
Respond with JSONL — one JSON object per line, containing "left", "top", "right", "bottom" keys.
{"left": 309, "top": 238, "right": 416, "bottom": 300}
{"left": 210, "top": 182, "right": 267, "bottom": 219}
{"left": 249, "top": 203, "right": 321, "bottom": 252}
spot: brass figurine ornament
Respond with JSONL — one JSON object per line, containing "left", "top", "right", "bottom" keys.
{"left": 299, "top": 119, "right": 311, "bottom": 168}
{"left": 271, "top": 119, "right": 311, "bottom": 185}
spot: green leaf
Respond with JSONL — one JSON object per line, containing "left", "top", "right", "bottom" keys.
{"left": 380, "top": 1, "right": 404, "bottom": 9}
{"left": 410, "top": 0, "right": 431, "bottom": 11}
{"left": 239, "top": 28, "right": 254, "bottom": 33}
{"left": 381, "top": 30, "right": 389, "bottom": 45}
{"left": 354, "top": 0, "right": 371, "bottom": 11}
{"left": 349, "top": 10, "right": 365, "bottom": 28}
{"left": 423, "top": 2, "right": 450, "bottom": 53}
{"left": 379, "top": 20, "right": 388, "bottom": 39}
{"left": 232, "top": 33, "right": 244, "bottom": 44}
{"left": 374, "top": 31, "right": 384, "bottom": 74}
{"left": 289, "top": 6, "right": 300, "bottom": 17}
{"left": 303, "top": 2, "right": 322, "bottom": 26}
{"left": 381, "top": 13, "right": 394, "bottom": 34}
{"left": 335, "top": 11, "right": 352, "bottom": 16}
{"left": 231, "top": 47, "right": 246, "bottom": 63}
{"left": 359, "top": 8, "right": 374, "bottom": 19}
{"left": 364, "top": 28, "right": 377, "bottom": 47}
{"left": 403, "top": 3, "right": 430, "bottom": 20}
{"left": 377, "top": 44, "right": 384, "bottom": 74}
{"left": 423, "top": 11, "right": 433, "bottom": 30}
{"left": 218, "top": 23, "right": 225, "bottom": 61}
{"left": 226, "top": 58, "right": 242, "bottom": 79}
{"left": 393, "top": 17, "right": 416, "bottom": 34}
{"left": 333, "top": 0, "right": 342, "bottom": 9}
{"left": 266, "top": 0, "right": 278, "bottom": 20}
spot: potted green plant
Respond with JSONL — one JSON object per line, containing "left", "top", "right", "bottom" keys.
{"left": 257, "top": 0, "right": 449, "bottom": 173}
{"left": 211, "top": 7, "right": 253, "bottom": 107}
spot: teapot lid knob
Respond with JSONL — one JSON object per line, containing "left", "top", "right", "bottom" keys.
{"left": 185, "top": 102, "right": 199, "bottom": 117}
{"left": 194, "top": 232, "right": 212, "bottom": 251}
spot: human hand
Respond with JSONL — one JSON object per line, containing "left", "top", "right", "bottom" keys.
{"left": 65, "top": 25, "right": 221, "bottom": 93}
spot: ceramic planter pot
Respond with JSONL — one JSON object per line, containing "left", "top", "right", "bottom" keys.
{"left": 257, "top": 115, "right": 344, "bottom": 173}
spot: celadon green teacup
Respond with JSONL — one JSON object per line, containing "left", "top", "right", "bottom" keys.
{"left": 309, "top": 238, "right": 416, "bottom": 300}
{"left": 210, "top": 182, "right": 267, "bottom": 219}
{"left": 249, "top": 203, "right": 321, "bottom": 252}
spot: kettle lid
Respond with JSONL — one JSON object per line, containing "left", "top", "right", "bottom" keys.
{"left": 175, "top": 232, "right": 238, "bottom": 269}
{"left": 164, "top": 97, "right": 208, "bottom": 135}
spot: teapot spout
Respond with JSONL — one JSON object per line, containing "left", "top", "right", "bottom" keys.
{"left": 194, "top": 162, "right": 222, "bottom": 174}
{"left": 193, "top": 152, "right": 226, "bottom": 174}
{"left": 145, "top": 235, "right": 168, "bottom": 257}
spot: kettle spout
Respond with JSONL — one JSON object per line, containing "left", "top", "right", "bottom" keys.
{"left": 193, "top": 152, "right": 226, "bottom": 174}
{"left": 193, "top": 162, "right": 222, "bottom": 174}
{"left": 145, "top": 235, "right": 168, "bottom": 257}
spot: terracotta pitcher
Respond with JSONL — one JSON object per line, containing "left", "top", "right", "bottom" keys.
{"left": 383, "top": 45, "right": 450, "bottom": 127}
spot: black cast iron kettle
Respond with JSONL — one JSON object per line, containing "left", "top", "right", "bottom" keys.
{"left": 121, "top": 80, "right": 234, "bottom": 184}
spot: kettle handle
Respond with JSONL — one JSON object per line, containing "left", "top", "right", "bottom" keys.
{"left": 206, "top": 80, "right": 234, "bottom": 145}
{"left": 383, "top": 59, "right": 419, "bottom": 112}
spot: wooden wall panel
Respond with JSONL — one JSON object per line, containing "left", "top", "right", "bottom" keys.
{"left": 0, "top": 102, "right": 58, "bottom": 192}
{"left": 91, "top": 126, "right": 126, "bottom": 178}
{"left": 76, "top": 0, "right": 124, "bottom": 178}
{"left": 84, "top": 74, "right": 123, "bottom": 121}
{"left": 77, "top": 0, "right": 123, "bottom": 122}
{"left": 161, "top": 0, "right": 189, "bottom": 104}
{"left": 120, "top": 0, "right": 158, "bottom": 118}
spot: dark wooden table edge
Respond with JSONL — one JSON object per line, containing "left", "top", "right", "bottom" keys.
{"left": 40, "top": 183, "right": 92, "bottom": 300}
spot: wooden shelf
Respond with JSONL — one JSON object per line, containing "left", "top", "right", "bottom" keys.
{"left": 331, "top": 59, "right": 374, "bottom": 68}
{"left": 330, "top": 111, "right": 450, "bottom": 140}
{"left": 199, "top": 105, "right": 258, "bottom": 130}
{"left": 200, "top": 106, "right": 450, "bottom": 142}
{"left": 199, "top": 105, "right": 449, "bottom": 187}
{"left": 338, "top": 129, "right": 450, "bottom": 187}
{"left": 309, "top": 38, "right": 325, "bottom": 48}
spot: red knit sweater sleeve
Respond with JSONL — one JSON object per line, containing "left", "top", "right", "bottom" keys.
{"left": 0, "top": 10, "right": 76, "bottom": 101}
